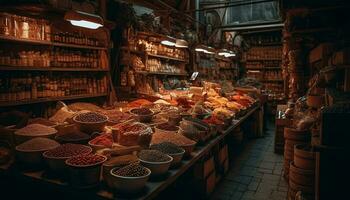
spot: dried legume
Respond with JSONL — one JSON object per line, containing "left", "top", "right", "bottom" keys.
{"left": 66, "top": 154, "right": 105, "bottom": 166}
{"left": 44, "top": 143, "right": 91, "bottom": 158}
{"left": 16, "top": 137, "right": 60, "bottom": 151}
{"left": 151, "top": 142, "right": 183, "bottom": 154}
{"left": 89, "top": 133, "right": 113, "bottom": 147}
{"left": 138, "top": 150, "right": 171, "bottom": 162}
{"left": 75, "top": 112, "right": 107, "bottom": 123}
{"left": 112, "top": 162, "right": 149, "bottom": 177}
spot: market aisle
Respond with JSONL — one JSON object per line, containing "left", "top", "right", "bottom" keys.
{"left": 211, "top": 121, "right": 288, "bottom": 200}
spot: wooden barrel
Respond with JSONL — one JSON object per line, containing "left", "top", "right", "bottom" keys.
{"left": 283, "top": 127, "right": 311, "bottom": 182}
{"left": 289, "top": 178, "right": 314, "bottom": 200}
{"left": 289, "top": 161, "right": 315, "bottom": 186}
{"left": 294, "top": 144, "right": 315, "bottom": 170}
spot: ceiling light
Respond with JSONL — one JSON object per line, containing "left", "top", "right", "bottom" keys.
{"left": 175, "top": 39, "right": 188, "bottom": 48}
{"left": 161, "top": 36, "right": 176, "bottom": 46}
{"left": 64, "top": 10, "right": 103, "bottom": 29}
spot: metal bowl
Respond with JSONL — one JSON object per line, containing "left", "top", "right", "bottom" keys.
{"left": 139, "top": 155, "right": 173, "bottom": 177}
{"left": 109, "top": 167, "right": 151, "bottom": 193}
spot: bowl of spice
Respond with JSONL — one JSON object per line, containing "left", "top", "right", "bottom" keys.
{"left": 110, "top": 162, "right": 151, "bottom": 193}
{"left": 150, "top": 142, "right": 185, "bottom": 167}
{"left": 88, "top": 132, "right": 113, "bottom": 152}
{"left": 55, "top": 130, "right": 90, "bottom": 144}
{"left": 15, "top": 137, "right": 60, "bottom": 166}
{"left": 14, "top": 124, "right": 58, "bottom": 144}
{"left": 73, "top": 112, "right": 108, "bottom": 134}
{"left": 155, "top": 123, "right": 180, "bottom": 134}
{"left": 66, "top": 154, "right": 107, "bottom": 188}
{"left": 102, "top": 154, "right": 139, "bottom": 188}
{"left": 43, "top": 143, "right": 92, "bottom": 173}
{"left": 138, "top": 150, "right": 173, "bottom": 177}
{"left": 130, "top": 108, "right": 154, "bottom": 123}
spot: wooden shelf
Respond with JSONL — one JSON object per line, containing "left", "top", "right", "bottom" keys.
{"left": 0, "top": 35, "right": 108, "bottom": 50}
{"left": 135, "top": 71, "right": 188, "bottom": 76}
{"left": 246, "top": 67, "right": 281, "bottom": 70}
{"left": 245, "top": 58, "right": 281, "bottom": 61}
{"left": 0, "top": 93, "right": 107, "bottom": 107}
{"left": 147, "top": 53, "right": 187, "bottom": 62}
{"left": 0, "top": 65, "right": 109, "bottom": 72}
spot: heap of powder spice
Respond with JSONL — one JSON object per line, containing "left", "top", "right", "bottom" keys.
{"left": 151, "top": 132, "right": 195, "bottom": 146}
{"left": 16, "top": 137, "right": 60, "bottom": 151}
{"left": 15, "top": 124, "right": 57, "bottom": 136}
{"left": 89, "top": 133, "right": 113, "bottom": 147}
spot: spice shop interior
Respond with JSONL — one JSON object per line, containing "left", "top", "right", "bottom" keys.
{"left": 0, "top": 0, "right": 349, "bottom": 200}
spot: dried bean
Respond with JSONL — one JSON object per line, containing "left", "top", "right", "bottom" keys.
{"left": 112, "top": 162, "right": 148, "bottom": 177}
{"left": 75, "top": 112, "right": 107, "bottom": 123}
{"left": 45, "top": 143, "right": 91, "bottom": 158}
{"left": 138, "top": 150, "right": 170, "bottom": 162}
{"left": 131, "top": 108, "right": 153, "bottom": 115}
{"left": 151, "top": 142, "right": 183, "bottom": 154}
{"left": 66, "top": 154, "right": 105, "bottom": 166}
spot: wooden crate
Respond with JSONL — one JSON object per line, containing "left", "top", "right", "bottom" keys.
{"left": 194, "top": 156, "right": 215, "bottom": 179}
{"left": 193, "top": 156, "right": 217, "bottom": 198}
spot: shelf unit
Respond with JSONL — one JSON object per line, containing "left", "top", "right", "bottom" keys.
{"left": 135, "top": 71, "right": 188, "bottom": 76}
{"left": 0, "top": 12, "right": 111, "bottom": 114}
{"left": 0, "top": 93, "right": 107, "bottom": 107}
{"left": 242, "top": 29, "right": 285, "bottom": 105}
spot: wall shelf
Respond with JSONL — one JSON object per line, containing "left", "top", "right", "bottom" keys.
{"left": 0, "top": 65, "right": 109, "bottom": 72}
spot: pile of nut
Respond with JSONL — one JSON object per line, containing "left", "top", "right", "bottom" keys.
{"left": 75, "top": 112, "right": 107, "bottom": 123}
{"left": 112, "top": 162, "right": 149, "bottom": 177}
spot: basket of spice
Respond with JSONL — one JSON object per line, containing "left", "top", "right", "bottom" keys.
{"left": 43, "top": 143, "right": 92, "bottom": 173}
{"left": 110, "top": 162, "right": 151, "bottom": 193}
{"left": 66, "top": 154, "right": 107, "bottom": 188}
{"left": 113, "top": 122, "right": 152, "bottom": 147}
{"left": 138, "top": 150, "right": 173, "bottom": 177}
{"left": 155, "top": 122, "right": 179, "bottom": 134}
{"left": 150, "top": 142, "right": 185, "bottom": 167}
{"left": 15, "top": 137, "right": 60, "bottom": 166}
{"left": 129, "top": 108, "right": 154, "bottom": 123}
{"left": 14, "top": 124, "right": 58, "bottom": 144}
{"left": 73, "top": 112, "right": 108, "bottom": 134}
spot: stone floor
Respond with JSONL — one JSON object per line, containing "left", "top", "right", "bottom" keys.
{"left": 211, "top": 121, "right": 288, "bottom": 200}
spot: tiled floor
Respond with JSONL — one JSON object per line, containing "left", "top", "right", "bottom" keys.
{"left": 211, "top": 121, "right": 288, "bottom": 200}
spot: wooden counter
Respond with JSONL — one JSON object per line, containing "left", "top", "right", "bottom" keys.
{"left": 0, "top": 105, "right": 261, "bottom": 200}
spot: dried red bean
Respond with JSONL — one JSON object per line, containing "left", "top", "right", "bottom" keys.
{"left": 45, "top": 143, "right": 91, "bottom": 158}
{"left": 66, "top": 154, "right": 105, "bottom": 166}
{"left": 112, "top": 162, "right": 148, "bottom": 177}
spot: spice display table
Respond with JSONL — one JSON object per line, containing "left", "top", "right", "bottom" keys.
{"left": 0, "top": 105, "right": 261, "bottom": 200}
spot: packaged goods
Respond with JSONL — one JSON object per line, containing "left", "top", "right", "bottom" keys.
{"left": 138, "top": 150, "right": 171, "bottom": 162}
{"left": 150, "top": 142, "right": 183, "bottom": 154}
{"left": 44, "top": 143, "right": 91, "bottom": 158}
{"left": 15, "top": 124, "right": 57, "bottom": 136}
{"left": 16, "top": 137, "right": 59, "bottom": 151}
{"left": 112, "top": 162, "right": 149, "bottom": 177}
{"left": 66, "top": 154, "right": 106, "bottom": 166}
{"left": 74, "top": 112, "right": 107, "bottom": 123}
